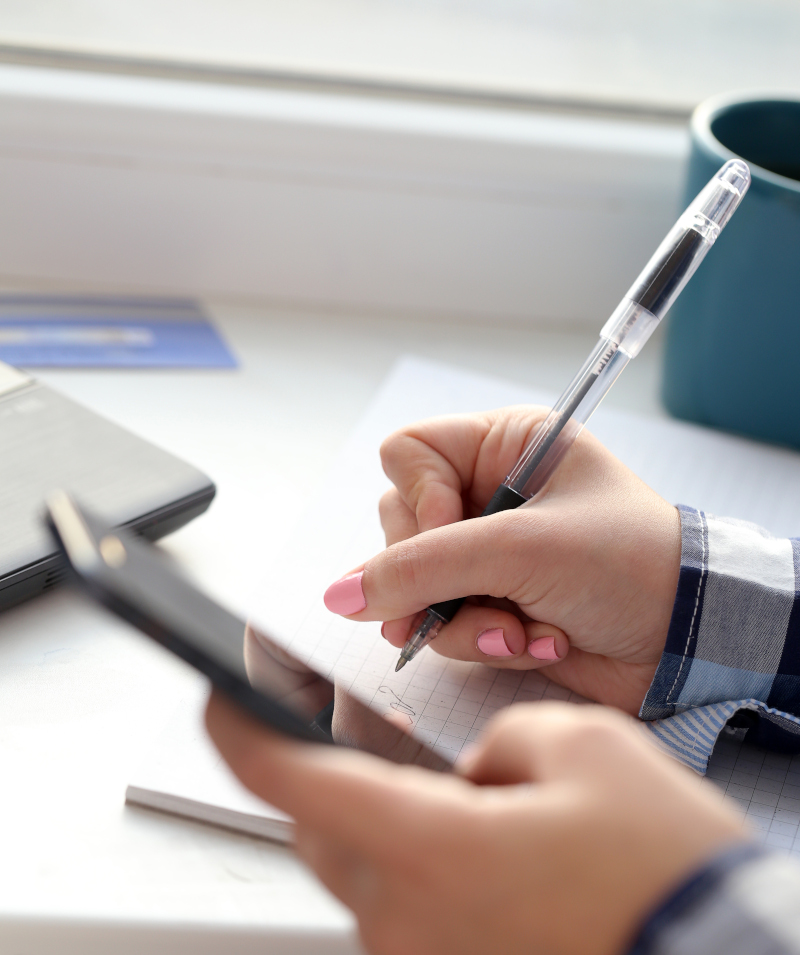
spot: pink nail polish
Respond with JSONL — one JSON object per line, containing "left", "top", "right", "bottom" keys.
{"left": 528, "top": 636, "right": 560, "bottom": 661}
{"left": 476, "top": 629, "right": 514, "bottom": 657}
{"left": 323, "top": 572, "right": 366, "bottom": 616}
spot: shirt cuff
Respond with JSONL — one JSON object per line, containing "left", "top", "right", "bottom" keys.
{"left": 627, "top": 844, "right": 800, "bottom": 955}
{"left": 639, "top": 506, "right": 800, "bottom": 773}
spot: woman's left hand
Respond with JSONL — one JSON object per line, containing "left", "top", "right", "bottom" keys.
{"left": 206, "top": 692, "right": 744, "bottom": 955}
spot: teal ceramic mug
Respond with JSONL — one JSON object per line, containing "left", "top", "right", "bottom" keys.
{"left": 662, "top": 94, "right": 800, "bottom": 448}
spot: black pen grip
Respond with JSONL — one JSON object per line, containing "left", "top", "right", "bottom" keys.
{"left": 427, "top": 484, "right": 527, "bottom": 624}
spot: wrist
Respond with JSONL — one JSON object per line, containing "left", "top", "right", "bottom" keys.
{"left": 626, "top": 843, "right": 768, "bottom": 955}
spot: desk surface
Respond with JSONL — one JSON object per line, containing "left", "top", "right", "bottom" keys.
{"left": 0, "top": 304, "right": 666, "bottom": 954}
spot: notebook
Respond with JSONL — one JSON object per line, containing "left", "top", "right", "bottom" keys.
{"left": 0, "top": 295, "right": 236, "bottom": 368}
{"left": 127, "top": 356, "right": 800, "bottom": 845}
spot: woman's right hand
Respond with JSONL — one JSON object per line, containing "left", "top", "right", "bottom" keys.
{"left": 323, "top": 406, "right": 682, "bottom": 715}
{"left": 207, "top": 694, "right": 745, "bottom": 955}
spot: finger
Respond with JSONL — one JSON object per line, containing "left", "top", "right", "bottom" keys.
{"left": 325, "top": 509, "right": 541, "bottom": 623}
{"left": 460, "top": 702, "right": 632, "bottom": 788}
{"left": 378, "top": 488, "right": 419, "bottom": 547}
{"left": 204, "top": 690, "right": 470, "bottom": 854}
{"left": 384, "top": 604, "right": 568, "bottom": 668}
{"left": 380, "top": 616, "right": 416, "bottom": 648}
{"left": 455, "top": 703, "right": 558, "bottom": 786}
{"left": 432, "top": 606, "right": 569, "bottom": 668}
{"left": 380, "top": 407, "right": 550, "bottom": 531}
{"left": 379, "top": 418, "right": 476, "bottom": 532}
{"left": 380, "top": 597, "right": 513, "bottom": 648}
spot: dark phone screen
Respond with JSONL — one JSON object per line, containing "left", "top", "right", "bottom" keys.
{"left": 49, "top": 500, "right": 451, "bottom": 772}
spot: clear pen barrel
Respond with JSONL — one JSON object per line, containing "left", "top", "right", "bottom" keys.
{"left": 505, "top": 159, "right": 750, "bottom": 502}
{"left": 505, "top": 335, "right": 630, "bottom": 499}
{"left": 396, "top": 160, "right": 751, "bottom": 669}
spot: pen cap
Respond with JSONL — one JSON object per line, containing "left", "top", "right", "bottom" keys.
{"left": 682, "top": 159, "right": 751, "bottom": 239}
{"left": 599, "top": 161, "right": 751, "bottom": 359}
{"left": 624, "top": 160, "right": 751, "bottom": 322}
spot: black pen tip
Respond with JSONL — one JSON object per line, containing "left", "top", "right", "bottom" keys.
{"left": 395, "top": 657, "right": 407, "bottom": 672}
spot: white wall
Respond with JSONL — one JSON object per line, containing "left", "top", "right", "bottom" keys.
{"left": 0, "top": 65, "right": 689, "bottom": 326}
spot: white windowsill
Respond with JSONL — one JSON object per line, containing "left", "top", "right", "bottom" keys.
{"left": 0, "top": 64, "right": 689, "bottom": 327}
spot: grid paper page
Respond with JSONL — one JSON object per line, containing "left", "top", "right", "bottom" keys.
{"left": 251, "top": 356, "right": 800, "bottom": 765}
{"left": 274, "top": 595, "right": 584, "bottom": 762}
{"left": 703, "top": 737, "right": 800, "bottom": 859}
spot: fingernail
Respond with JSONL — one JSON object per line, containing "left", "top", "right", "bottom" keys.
{"left": 380, "top": 622, "right": 387, "bottom": 640}
{"left": 323, "top": 572, "right": 366, "bottom": 615}
{"left": 528, "top": 636, "right": 560, "bottom": 661}
{"left": 476, "top": 628, "right": 514, "bottom": 658}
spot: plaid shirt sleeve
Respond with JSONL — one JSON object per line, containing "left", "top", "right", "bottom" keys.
{"left": 639, "top": 505, "right": 800, "bottom": 774}
{"left": 627, "top": 844, "right": 800, "bottom": 955}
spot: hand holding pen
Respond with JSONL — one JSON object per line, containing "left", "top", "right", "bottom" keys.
{"left": 324, "top": 401, "right": 682, "bottom": 715}
{"left": 324, "top": 162, "right": 750, "bottom": 700}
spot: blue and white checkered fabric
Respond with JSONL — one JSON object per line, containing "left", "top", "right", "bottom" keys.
{"left": 628, "top": 844, "right": 800, "bottom": 955}
{"left": 640, "top": 506, "right": 800, "bottom": 773}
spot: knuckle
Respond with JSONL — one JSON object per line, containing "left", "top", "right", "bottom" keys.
{"left": 379, "top": 430, "right": 410, "bottom": 473}
{"left": 482, "top": 701, "right": 626, "bottom": 757}
{"left": 489, "top": 701, "right": 544, "bottom": 737}
{"left": 577, "top": 710, "right": 631, "bottom": 749}
{"left": 471, "top": 705, "right": 527, "bottom": 756}
{"left": 378, "top": 488, "right": 401, "bottom": 519}
{"left": 544, "top": 704, "right": 629, "bottom": 758}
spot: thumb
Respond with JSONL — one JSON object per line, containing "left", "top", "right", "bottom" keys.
{"left": 457, "top": 702, "right": 569, "bottom": 786}
{"left": 323, "top": 509, "right": 540, "bottom": 624}
{"left": 461, "top": 702, "right": 637, "bottom": 788}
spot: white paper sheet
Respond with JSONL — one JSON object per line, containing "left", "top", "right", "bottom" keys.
{"left": 250, "top": 355, "right": 800, "bottom": 762}
{"left": 130, "top": 356, "right": 800, "bottom": 836}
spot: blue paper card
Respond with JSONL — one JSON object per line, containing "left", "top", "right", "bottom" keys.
{"left": 0, "top": 296, "right": 237, "bottom": 368}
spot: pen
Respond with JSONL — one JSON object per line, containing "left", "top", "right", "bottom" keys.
{"left": 395, "top": 158, "right": 751, "bottom": 672}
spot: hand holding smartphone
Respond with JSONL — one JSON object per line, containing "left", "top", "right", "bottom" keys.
{"left": 45, "top": 491, "right": 450, "bottom": 772}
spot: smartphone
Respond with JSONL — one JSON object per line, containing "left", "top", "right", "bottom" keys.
{"left": 45, "top": 490, "right": 451, "bottom": 772}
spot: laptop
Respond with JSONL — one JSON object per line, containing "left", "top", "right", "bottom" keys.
{"left": 0, "top": 361, "right": 215, "bottom": 611}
